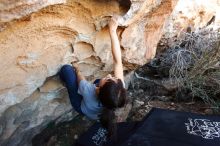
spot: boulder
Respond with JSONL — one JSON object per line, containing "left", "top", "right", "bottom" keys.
{"left": 0, "top": 0, "right": 219, "bottom": 145}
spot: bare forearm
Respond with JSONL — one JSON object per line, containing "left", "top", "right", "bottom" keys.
{"left": 108, "top": 16, "right": 124, "bottom": 81}
{"left": 72, "top": 64, "right": 85, "bottom": 84}
{"left": 110, "top": 30, "right": 122, "bottom": 64}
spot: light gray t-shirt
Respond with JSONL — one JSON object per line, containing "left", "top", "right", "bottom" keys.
{"left": 78, "top": 80, "right": 103, "bottom": 120}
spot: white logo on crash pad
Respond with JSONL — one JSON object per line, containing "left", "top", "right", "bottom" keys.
{"left": 92, "top": 127, "right": 107, "bottom": 146}
{"left": 185, "top": 118, "right": 220, "bottom": 139}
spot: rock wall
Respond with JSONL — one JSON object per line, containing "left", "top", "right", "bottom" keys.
{"left": 0, "top": 0, "right": 219, "bottom": 145}
{"left": 158, "top": 0, "right": 220, "bottom": 52}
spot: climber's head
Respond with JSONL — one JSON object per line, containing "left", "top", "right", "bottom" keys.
{"left": 98, "top": 74, "right": 126, "bottom": 109}
{"left": 98, "top": 74, "right": 127, "bottom": 138}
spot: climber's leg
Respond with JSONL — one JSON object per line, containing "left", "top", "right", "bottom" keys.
{"left": 59, "top": 64, "right": 83, "bottom": 114}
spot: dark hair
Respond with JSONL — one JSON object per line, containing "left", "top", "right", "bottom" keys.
{"left": 98, "top": 79, "right": 127, "bottom": 140}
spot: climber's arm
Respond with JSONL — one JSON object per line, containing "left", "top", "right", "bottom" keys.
{"left": 109, "top": 16, "right": 124, "bottom": 82}
{"left": 72, "top": 63, "right": 85, "bottom": 84}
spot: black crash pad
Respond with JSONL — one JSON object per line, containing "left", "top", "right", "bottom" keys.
{"left": 76, "top": 108, "right": 220, "bottom": 146}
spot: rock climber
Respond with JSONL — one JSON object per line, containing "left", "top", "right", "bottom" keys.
{"left": 59, "top": 16, "right": 127, "bottom": 139}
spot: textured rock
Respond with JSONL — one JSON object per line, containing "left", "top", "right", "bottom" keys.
{"left": 122, "top": 0, "right": 176, "bottom": 63}
{"left": 169, "top": 0, "right": 220, "bottom": 32}
{"left": 1, "top": 0, "right": 219, "bottom": 145}
{"left": 0, "top": 0, "right": 66, "bottom": 22}
{"left": 0, "top": 0, "right": 143, "bottom": 145}
{"left": 158, "top": 0, "right": 220, "bottom": 52}
{"left": 0, "top": 77, "right": 75, "bottom": 146}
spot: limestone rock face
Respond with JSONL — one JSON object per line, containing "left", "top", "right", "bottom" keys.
{"left": 0, "top": 0, "right": 219, "bottom": 145}
{"left": 122, "top": 0, "right": 176, "bottom": 64}
{"left": 0, "top": 0, "right": 66, "bottom": 22}
{"left": 169, "top": 0, "right": 220, "bottom": 32}
{"left": 158, "top": 0, "right": 220, "bottom": 52}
